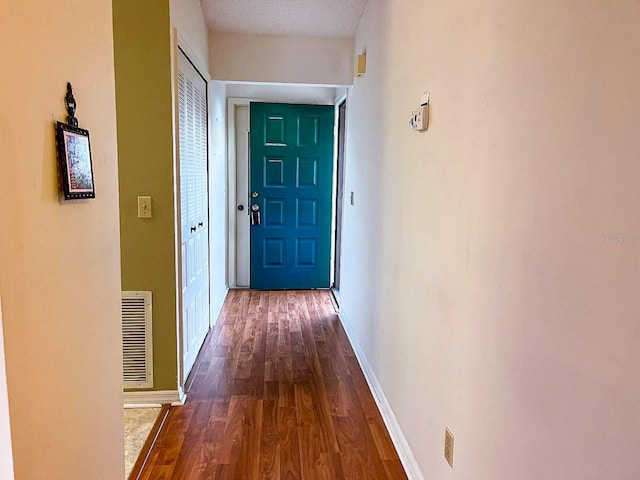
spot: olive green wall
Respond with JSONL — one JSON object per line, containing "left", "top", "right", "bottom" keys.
{"left": 113, "top": 0, "right": 178, "bottom": 391}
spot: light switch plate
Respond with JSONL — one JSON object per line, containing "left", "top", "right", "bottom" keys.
{"left": 138, "top": 196, "right": 152, "bottom": 218}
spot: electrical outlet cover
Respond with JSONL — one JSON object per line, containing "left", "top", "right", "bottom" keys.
{"left": 444, "top": 428, "right": 454, "bottom": 467}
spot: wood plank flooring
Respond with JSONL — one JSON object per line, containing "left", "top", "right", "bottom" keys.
{"left": 140, "top": 290, "right": 407, "bottom": 479}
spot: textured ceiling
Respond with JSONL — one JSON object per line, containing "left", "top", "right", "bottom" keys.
{"left": 201, "top": 0, "right": 369, "bottom": 38}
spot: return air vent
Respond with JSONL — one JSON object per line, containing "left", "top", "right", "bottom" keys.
{"left": 122, "top": 291, "right": 153, "bottom": 389}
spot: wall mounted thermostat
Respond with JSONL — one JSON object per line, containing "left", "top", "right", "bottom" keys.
{"left": 409, "top": 91, "right": 430, "bottom": 132}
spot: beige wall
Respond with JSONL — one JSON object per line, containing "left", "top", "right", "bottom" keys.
{"left": 0, "top": 0, "right": 124, "bottom": 478}
{"left": 341, "top": 1, "right": 640, "bottom": 479}
{"left": 210, "top": 32, "right": 354, "bottom": 85}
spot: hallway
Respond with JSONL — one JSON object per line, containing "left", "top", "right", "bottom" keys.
{"left": 139, "top": 290, "right": 407, "bottom": 479}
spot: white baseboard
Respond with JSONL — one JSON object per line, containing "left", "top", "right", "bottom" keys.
{"left": 123, "top": 388, "right": 186, "bottom": 408}
{"left": 338, "top": 312, "right": 425, "bottom": 480}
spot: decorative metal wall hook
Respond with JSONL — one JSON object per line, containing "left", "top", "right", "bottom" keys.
{"left": 65, "top": 82, "right": 78, "bottom": 127}
{"left": 55, "top": 82, "right": 95, "bottom": 200}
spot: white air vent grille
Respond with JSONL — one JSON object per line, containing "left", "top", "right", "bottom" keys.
{"left": 122, "top": 291, "right": 153, "bottom": 389}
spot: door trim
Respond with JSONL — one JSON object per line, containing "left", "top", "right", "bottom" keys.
{"left": 331, "top": 92, "right": 347, "bottom": 297}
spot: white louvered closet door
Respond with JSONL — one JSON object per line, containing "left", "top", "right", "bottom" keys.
{"left": 178, "top": 50, "right": 210, "bottom": 378}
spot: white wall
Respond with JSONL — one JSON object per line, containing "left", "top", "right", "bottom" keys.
{"left": 210, "top": 32, "right": 354, "bottom": 85}
{"left": 0, "top": 0, "right": 124, "bottom": 478}
{"left": 226, "top": 83, "right": 337, "bottom": 104}
{"left": 0, "top": 296, "right": 14, "bottom": 479}
{"left": 171, "top": 0, "right": 209, "bottom": 72}
{"left": 209, "top": 80, "right": 229, "bottom": 322}
{"left": 341, "top": 1, "right": 640, "bottom": 479}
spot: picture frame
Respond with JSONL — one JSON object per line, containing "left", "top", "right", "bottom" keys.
{"left": 55, "top": 121, "right": 95, "bottom": 199}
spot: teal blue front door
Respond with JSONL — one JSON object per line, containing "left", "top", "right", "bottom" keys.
{"left": 250, "top": 102, "right": 335, "bottom": 290}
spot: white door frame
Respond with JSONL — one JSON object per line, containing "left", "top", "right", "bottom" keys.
{"left": 331, "top": 90, "right": 348, "bottom": 299}
{"left": 226, "top": 96, "right": 330, "bottom": 288}
{"left": 226, "top": 98, "right": 248, "bottom": 289}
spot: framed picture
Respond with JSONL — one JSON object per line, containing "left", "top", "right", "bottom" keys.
{"left": 55, "top": 121, "right": 95, "bottom": 199}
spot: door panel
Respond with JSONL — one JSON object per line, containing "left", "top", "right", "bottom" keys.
{"left": 178, "top": 50, "right": 209, "bottom": 377}
{"left": 250, "top": 103, "right": 334, "bottom": 290}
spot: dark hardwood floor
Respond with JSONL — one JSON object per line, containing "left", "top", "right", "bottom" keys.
{"left": 140, "top": 290, "right": 408, "bottom": 479}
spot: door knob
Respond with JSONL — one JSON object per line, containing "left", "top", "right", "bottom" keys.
{"left": 252, "top": 192, "right": 259, "bottom": 198}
